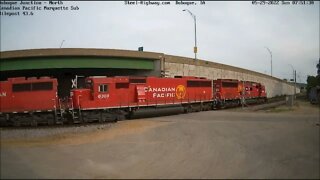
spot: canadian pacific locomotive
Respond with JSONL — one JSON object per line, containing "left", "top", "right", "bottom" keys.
{"left": 0, "top": 76, "right": 267, "bottom": 127}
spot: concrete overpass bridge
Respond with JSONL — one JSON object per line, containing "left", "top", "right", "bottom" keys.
{"left": 0, "top": 48, "right": 299, "bottom": 97}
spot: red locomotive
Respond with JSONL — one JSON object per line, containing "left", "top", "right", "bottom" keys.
{"left": 213, "top": 79, "right": 267, "bottom": 108}
{"left": 0, "top": 76, "right": 267, "bottom": 127}
{"left": 0, "top": 77, "right": 60, "bottom": 126}
{"left": 69, "top": 76, "right": 213, "bottom": 123}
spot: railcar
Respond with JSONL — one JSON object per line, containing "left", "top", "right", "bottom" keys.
{"left": 213, "top": 79, "right": 267, "bottom": 108}
{"left": 213, "top": 79, "right": 241, "bottom": 108}
{"left": 69, "top": 76, "right": 213, "bottom": 123}
{"left": 0, "top": 75, "right": 268, "bottom": 127}
{"left": 243, "top": 81, "right": 267, "bottom": 103}
{"left": 0, "top": 77, "right": 62, "bottom": 126}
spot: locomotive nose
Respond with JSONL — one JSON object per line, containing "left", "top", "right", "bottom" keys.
{"left": 70, "top": 89, "right": 91, "bottom": 108}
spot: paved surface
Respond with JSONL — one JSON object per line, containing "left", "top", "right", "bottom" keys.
{"left": 1, "top": 101, "right": 319, "bottom": 179}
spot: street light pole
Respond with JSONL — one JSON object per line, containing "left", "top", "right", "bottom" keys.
{"left": 264, "top": 47, "right": 272, "bottom": 77}
{"left": 289, "top": 64, "right": 297, "bottom": 99}
{"left": 183, "top": 9, "right": 197, "bottom": 61}
{"left": 60, "top": 40, "right": 65, "bottom": 48}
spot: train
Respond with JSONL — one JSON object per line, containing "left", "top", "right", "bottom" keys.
{"left": 0, "top": 76, "right": 267, "bottom": 127}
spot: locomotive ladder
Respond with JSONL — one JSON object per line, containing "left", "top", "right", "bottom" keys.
{"left": 69, "top": 97, "right": 81, "bottom": 124}
{"left": 55, "top": 98, "right": 64, "bottom": 125}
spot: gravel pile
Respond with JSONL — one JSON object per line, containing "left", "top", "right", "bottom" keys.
{"left": 0, "top": 123, "right": 114, "bottom": 140}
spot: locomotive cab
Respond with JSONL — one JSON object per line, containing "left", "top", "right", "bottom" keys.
{"left": 70, "top": 77, "right": 112, "bottom": 109}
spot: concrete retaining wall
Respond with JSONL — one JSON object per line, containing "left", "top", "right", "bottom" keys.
{"left": 163, "top": 55, "right": 300, "bottom": 98}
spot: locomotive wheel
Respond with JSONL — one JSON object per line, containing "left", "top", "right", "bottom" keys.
{"left": 116, "top": 114, "right": 125, "bottom": 121}
{"left": 193, "top": 104, "right": 201, "bottom": 112}
{"left": 98, "top": 112, "right": 104, "bottom": 123}
{"left": 0, "top": 114, "right": 8, "bottom": 127}
{"left": 183, "top": 105, "right": 192, "bottom": 113}
{"left": 115, "top": 110, "right": 125, "bottom": 121}
{"left": 30, "top": 119, "right": 38, "bottom": 127}
{"left": 48, "top": 118, "right": 54, "bottom": 126}
{"left": 187, "top": 106, "right": 193, "bottom": 113}
{"left": 125, "top": 111, "right": 134, "bottom": 119}
{"left": 13, "top": 119, "right": 21, "bottom": 127}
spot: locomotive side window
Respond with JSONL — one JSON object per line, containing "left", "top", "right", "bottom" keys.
{"left": 32, "top": 82, "right": 53, "bottom": 91}
{"left": 129, "top": 79, "right": 146, "bottom": 83}
{"left": 13, "top": 82, "right": 53, "bottom": 92}
{"left": 99, "top": 84, "right": 108, "bottom": 92}
{"left": 187, "top": 80, "right": 211, "bottom": 87}
{"left": 86, "top": 82, "right": 93, "bottom": 89}
{"left": 222, "top": 82, "right": 238, "bottom": 88}
{"left": 12, "top": 83, "right": 32, "bottom": 92}
{"left": 116, "top": 83, "right": 129, "bottom": 89}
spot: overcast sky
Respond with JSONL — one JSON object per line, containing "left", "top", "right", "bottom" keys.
{"left": 1, "top": 1, "right": 319, "bottom": 83}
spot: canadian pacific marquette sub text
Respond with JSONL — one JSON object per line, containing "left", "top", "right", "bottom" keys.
{"left": 0, "top": 1, "right": 79, "bottom": 16}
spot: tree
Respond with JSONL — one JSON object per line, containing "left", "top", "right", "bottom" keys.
{"left": 317, "top": 58, "right": 320, "bottom": 76}
{"left": 306, "top": 59, "right": 320, "bottom": 95}
{"left": 307, "top": 75, "right": 319, "bottom": 93}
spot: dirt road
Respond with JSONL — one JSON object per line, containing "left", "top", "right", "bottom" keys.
{"left": 1, "top": 100, "right": 319, "bottom": 179}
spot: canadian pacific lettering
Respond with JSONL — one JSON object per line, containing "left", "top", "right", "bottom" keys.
{"left": 148, "top": 87, "right": 176, "bottom": 98}
{"left": 148, "top": 87, "right": 176, "bottom": 92}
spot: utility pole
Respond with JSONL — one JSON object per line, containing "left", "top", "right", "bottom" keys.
{"left": 183, "top": 9, "right": 197, "bottom": 61}
{"left": 183, "top": 9, "right": 199, "bottom": 77}
{"left": 294, "top": 70, "right": 296, "bottom": 100}
{"left": 60, "top": 40, "right": 65, "bottom": 48}
{"left": 288, "top": 64, "right": 297, "bottom": 106}
{"left": 264, "top": 47, "right": 272, "bottom": 77}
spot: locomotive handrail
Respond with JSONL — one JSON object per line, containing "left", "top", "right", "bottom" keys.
{"left": 58, "top": 98, "right": 61, "bottom": 110}
{"left": 53, "top": 98, "right": 57, "bottom": 119}
{"left": 69, "top": 97, "right": 73, "bottom": 109}
{"left": 52, "top": 98, "right": 56, "bottom": 111}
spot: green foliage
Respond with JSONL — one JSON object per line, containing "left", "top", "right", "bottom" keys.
{"left": 306, "top": 75, "right": 320, "bottom": 94}
{"left": 306, "top": 59, "right": 320, "bottom": 94}
{"left": 317, "top": 58, "right": 320, "bottom": 76}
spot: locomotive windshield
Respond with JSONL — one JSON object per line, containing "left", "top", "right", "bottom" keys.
{"left": 98, "top": 84, "right": 108, "bottom": 92}
{"left": 85, "top": 80, "right": 93, "bottom": 90}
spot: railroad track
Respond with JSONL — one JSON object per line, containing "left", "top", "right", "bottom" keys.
{"left": 0, "top": 120, "right": 116, "bottom": 131}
